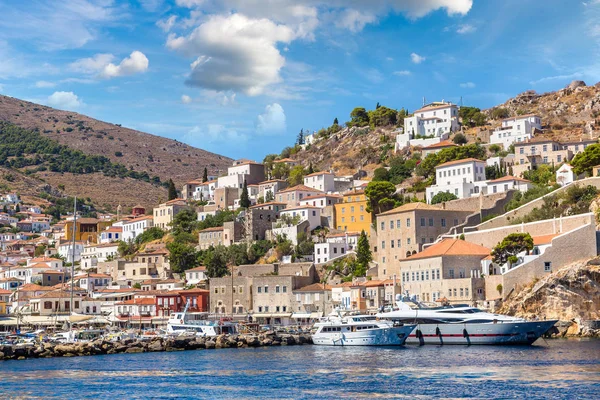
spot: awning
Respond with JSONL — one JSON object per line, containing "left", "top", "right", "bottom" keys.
{"left": 251, "top": 313, "right": 292, "bottom": 318}
{"left": 0, "top": 317, "right": 18, "bottom": 326}
{"left": 291, "top": 313, "right": 311, "bottom": 319}
{"left": 310, "top": 312, "right": 323, "bottom": 318}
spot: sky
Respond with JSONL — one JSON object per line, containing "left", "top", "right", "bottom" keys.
{"left": 0, "top": 0, "right": 599, "bottom": 160}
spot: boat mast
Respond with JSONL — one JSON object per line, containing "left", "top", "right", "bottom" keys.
{"left": 69, "top": 197, "right": 77, "bottom": 340}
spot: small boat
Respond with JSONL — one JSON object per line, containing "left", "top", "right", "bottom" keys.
{"left": 377, "top": 295, "right": 557, "bottom": 345}
{"left": 311, "top": 313, "right": 416, "bottom": 346}
{"left": 166, "top": 300, "right": 237, "bottom": 336}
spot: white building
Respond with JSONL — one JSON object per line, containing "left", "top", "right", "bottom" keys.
{"left": 193, "top": 180, "right": 218, "bottom": 201}
{"left": 75, "top": 273, "right": 113, "bottom": 291}
{"left": 58, "top": 241, "right": 85, "bottom": 263}
{"left": 303, "top": 172, "right": 336, "bottom": 193}
{"left": 490, "top": 114, "right": 542, "bottom": 149}
{"left": 426, "top": 158, "right": 487, "bottom": 203}
{"left": 99, "top": 226, "right": 122, "bottom": 244}
{"left": 556, "top": 164, "right": 576, "bottom": 186}
{"left": 486, "top": 176, "right": 532, "bottom": 194}
{"left": 397, "top": 101, "right": 460, "bottom": 151}
{"left": 122, "top": 216, "right": 154, "bottom": 243}
{"left": 299, "top": 194, "right": 342, "bottom": 208}
{"left": 314, "top": 232, "right": 360, "bottom": 264}
{"left": 217, "top": 161, "right": 265, "bottom": 189}
{"left": 279, "top": 206, "right": 322, "bottom": 232}
{"left": 185, "top": 266, "right": 207, "bottom": 286}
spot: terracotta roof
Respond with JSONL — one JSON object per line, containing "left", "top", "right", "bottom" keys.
{"left": 249, "top": 201, "right": 287, "bottom": 208}
{"left": 178, "top": 288, "right": 210, "bottom": 294}
{"left": 343, "top": 190, "right": 365, "bottom": 196}
{"left": 436, "top": 158, "right": 485, "bottom": 169}
{"left": 104, "top": 227, "right": 122, "bottom": 233}
{"left": 0, "top": 288, "right": 12, "bottom": 294}
{"left": 305, "top": 171, "right": 334, "bottom": 177}
{"left": 326, "top": 231, "right": 361, "bottom": 238}
{"left": 199, "top": 226, "right": 224, "bottom": 233}
{"left": 281, "top": 205, "right": 322, "bottom": 211}
{"left": 533, "top": 234, "right": 559, "bottom": 246}
{"left": 30, "top": 257, "right": 62, "bottom": 263}
{"left": 116, "top": 297, "right": 156, "bottom": 305}
{"left": 278, "top": 185, "right": 324, "bottom": 194}
{"left": 27, "top": 263, "right": 52, "bottom": 269}
{"left": 34, "top": 290, "right": 83, "bottom": 299}
{"left": 257, "top": 179, "right": 287, "bottom": 184}
{"left": 164, "top": 199, "right": 186, "bottom": 206}
{"left": 19, "top": 283, "right": 51, "bottom": 292}
{"left": 517, "top": 137, "right": 560, "bottom": 145}
{"left": 186, "top": 266, "right": 207, "bottom": 272}
{"left": 294, "top": 283, "right": 332, "bottom": 292}
{"left": 405, "top": 239, "right": 490, "bottom": 261}
{"left": 96, "top": 242, "right": 119, "bottom": 248}
{"left": 71, "top": 217, "right": 99, "bottom": 224}
{"left": 42, "top": 270, "right": 66, "bottom": 275}
{"left": 379, "top": 202, "right": 439, "bottom": 216}
{"left": 488, "top": 176, "right": 531, "bottom": 183}
{"left": 423, "top": 140, "right": 457, "bottom": 150}
{"left": 132, "top": 204, "right": 145, "bottom": 209}
{"left": 301, "top": 194, "right": 342, "bottom": 201}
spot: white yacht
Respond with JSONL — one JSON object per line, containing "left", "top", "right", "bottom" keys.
{"left": 377, "top": 296, "right": 557, "bottom": 345}
{"left": 312, "top": 314, "right": 416, "bottom": 346}
{"left": 167, "top": 301, "right": 237, "bottom": 336}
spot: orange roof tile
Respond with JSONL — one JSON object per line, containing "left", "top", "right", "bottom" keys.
{"left": 379, "top": 202, "right": 439, "bottom": 216}
{"left": 405, "top": 239, "right": 490, "bottom": 261}
{"left": 278, "top": 184, "right": 324, "bottom": 194}
{"left": 436, "top": 158, "right": 485, "bottom": 168}
{"left": 423, "top": 140, "right": 457, "bottom": 149}
{"left": 305, "top": 171, "right": 334, "bottom": 177}
{"left": 533, "top": 234, "right": 559, "bottom": 246}
{"left": 186, "top": 266, "right": 206, "bottom": 272}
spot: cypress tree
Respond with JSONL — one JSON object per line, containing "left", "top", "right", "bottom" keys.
{"left": 355, "top": 230, "right": 372, "bottom": 277}
{"left": 333, "top": 117, "right": 339, "bottom": 125}
{"left": 167, "top": 179, "right": 177, "bottom": 200}
{"left": 308, "top": 163, "right": 314, "bottom": 174}
{"left": 240, "top": 180, "right": 250, "bottom": 208}
{"left": 202, "top": 167, "right": 208, "bottom": 182}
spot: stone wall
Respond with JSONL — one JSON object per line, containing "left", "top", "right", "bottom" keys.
{"left": 460, "top": 213, "right": 595, "bottom": 249}
{"left": 471, "top": 177, "right": 600, "bottom": 231}
{"left": 502, "top": 223, "right": 598, "bottom": 293}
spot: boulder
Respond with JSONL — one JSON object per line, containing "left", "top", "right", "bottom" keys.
{"left": 205, "top": 340, "right": 216, "bottom": 349}
{"left": 147, "top": 340, "right": 165, "bottom": 352}
{"left": 125, "top": 347, "right": 144, "bottom": 353}
{"left": 566, "top": 80, "right": 586, "bottom": 90}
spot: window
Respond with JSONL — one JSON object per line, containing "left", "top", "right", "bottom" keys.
{"left": 214, "top": 288, "right": 218, "bottom": 294}
{"left": 544, "top": 262, "right": 552, "bottom": 272}
{"left": 283, "top": 286, "right": 287, "bottom": 293}
{"left": 397, "top": 239, "right": 401, "bottom": 248}
{"left": 448, "top": 289, "right": 452, "bottom": 297}
{"left": 420, "top": 217, "right": 425, "bottom": 226}
{"left": 412, "top": 272, "right": 415, "bottom": 281}
{"left": 453, "top": 288, "right": 457, "bottom": 297}
{"left": 276, "top": 285, "right": 280, "bottom": 293}
{"left": 258, "top": 306, "right": 263, "bottom": 312}
{"left": 436, "top": 269, "right": 440, "bottom": 280}
{"left": 265, "top": 306, "right": 269, "bottom": 312}
{"left": 264, "top": 286, "right": 269, "bottom": 293}
{"left": 381, "top": 241, "right": 385, "bottom": 249}
{"left": 258, "top": 287, "right": 262, "bottom": 293}
{"left": 276, "top": 306, "right": 280, "bottom": 312}
{"left": 406, "top": 218, "right": 411, "bottom": 227}
{"left": 465, "top": 288, "right": 469, "bottom": 297}
{"left": 381, "top": 221, "right": 385, "bottom": 230}
{"left": 239, "top": 286, "right": 243, "bottom": 294}
{"left": 407, "top": 238, "right": 411, "bottom": 245}
{"left": 449, "top": 269, "right": 455, "bottom": 278}
{"left": 396, "top": 220, "right": 401, "bottom": 228}
{"left": 429, "top": 218, "right": 433, "bottom": 227}
{"left": 460, "top": 288, "right": 464, "bottom": 297}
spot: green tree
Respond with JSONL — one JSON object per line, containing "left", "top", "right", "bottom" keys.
{"left": 271, "top": 162, "right": 290, "bottom": 179}
{"left": 118, "top": 240, "right": 138, "bottom": 257}
{"left": 34, "top": 244, "right": 46, "bottom": 257}
{"left": 349, "top": 107, "right": 370, "bottom": 127}
{"left": 202, "top": 167, "right": 208, "bottom": 182}
{"left": 489, "top": 144, "right": 502, "bottom": 155}
{"left": 571, "top": 143, "right": 600, "bottom": 176}
{"left": 459, "top": 106, "right": 487, "bottom": 127}
{"left": 452, "top": 133, "right": 468, "bottom": 145}
{"left": 364, "top": 181, "right": 396, "bottom": 216}
{"left": 167, "top": 179, "right": 177, "bottom": 200}
{"left": 372, "top": 167, "right": 390, "bottom": 182}
{"left": 203, "top": 246, "right": 229, "bottom": 278}
{"left": 430, "top": 191, "right": 458, "bottom": 204}
{"left": 368, "top": 106, "right": 397, "bottom": 128}
{"left": 240, "top": 179, "right": 251, "bottom": 208}
{"left": 297, "top": 129, "right": 304, "bottom": 145}
{"left": 491, "top": 107, "right": 510, "bottom": 120}
{"left": 167, "top": 241, "right": 199, "bottom": 273}
{"left": 307, "top": 162, "right": 314, "bottom": 174}
{"left": 135, "top": 226, "right": 165, "bottom": 245}
{"left": 355, "top": 230, "right": 371, "bottom": 277}
{"left": 288, "top": 165, "right": 306, "bottom": 186}
{"left": 265, "top": 190, "right": 274, "bottom": 203}
{"left": 333, "top": 117, "right": 339, "bottom": 125}
{"left": 491, "top": 233, "right": 534, "bottom": 266}
{"left": 15, "top": 204, "right": 20, "bottom": 212}
{"left": 133, "top": 282, "right": 142, "bottom": 289}
{"left": 170, "top": 208, "right": 200, "bottom": 240}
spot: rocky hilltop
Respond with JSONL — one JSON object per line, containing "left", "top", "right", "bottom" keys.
{"left": 499, "top": 258, "right": 600, "bottom": 337}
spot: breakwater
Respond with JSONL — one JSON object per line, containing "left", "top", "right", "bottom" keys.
{"left": 0, "top": 332, "right": 312, "bottom": 361}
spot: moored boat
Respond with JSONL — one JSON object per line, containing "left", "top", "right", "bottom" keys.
{"left": 377, "top": 295, "right": 557, "bottom": 345}
{"left": 311, "top": 314, "right": 415, "bottom": 346}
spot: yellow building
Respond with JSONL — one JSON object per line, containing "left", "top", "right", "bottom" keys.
{"left": 334, "top": 189, "right": 372, "bottom": 234}
{"left": 0, "top": 288, "right": 10, "bottom": 315}
{"left": 64, "top": 218, "right": 111, "bottom": 244}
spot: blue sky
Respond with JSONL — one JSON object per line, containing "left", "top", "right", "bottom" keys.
{"left": 1, "top": 0, "right": 599, "bottom": 160}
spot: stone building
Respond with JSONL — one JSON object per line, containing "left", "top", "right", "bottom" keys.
{"left": 376, "top": 203, "right": 472, "bottom": 279}
{"left": 153, "top": 199, "right": 187, "bottom": 230}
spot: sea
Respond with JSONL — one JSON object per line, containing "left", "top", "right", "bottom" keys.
{"left": 1, "top": 339, "right": 599, "bottom": 399}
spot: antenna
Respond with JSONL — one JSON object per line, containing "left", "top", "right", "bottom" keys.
{"left": 422, "top": 96, "right": 426, "bottom": 106}
{"left": 460, "top": 96, "right": 463, "bottom": 108}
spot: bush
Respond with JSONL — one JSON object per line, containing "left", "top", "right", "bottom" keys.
{"left": 452, "top": 133, "right": 468, "bottom": 145}
{"left": 430, "top": 191, "right": 458, "bottom": 204}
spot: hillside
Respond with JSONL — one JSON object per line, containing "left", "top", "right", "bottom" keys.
{"left": 0, "top": 95, "right": 233, "bottom": 210}
{"left": 285, "top": 80, "right": 600, "bottom": 175}
{"left": 0, "top": 95, "right": 232, "bottom": 185}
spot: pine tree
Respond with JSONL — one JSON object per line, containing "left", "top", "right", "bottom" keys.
{"left": 240, "top": 180, "right": 250, "bottom": 208}
{"left": 15, "top": 204, "right": 20, "bottom": 213}
{"left": 376, "top": 102, "right": 381, "bottom": 109}
{"left": 265, "top": 190, "right": 274, "bottom": 202}
{"left": 167, "top": 179, "right": 177, "bottom": 201}
{"left": 202, "top": 167, "right": 208, "bottom": 182}
{"left": 308, "top": 163, "right": 314, "bottom": 174}
{"left": 297, "top": 129, "right": 304, "bottom": 146}
{"left": 2, "top": 205, "right": 7, "bottom": 213}
{"left": 509, "top": 165, "right": 514, "bottom": 176}
{"left": 333, "top": 117, "right": 339, "bottom": 125}
{"left": 355, "top": 230, "right": 372, "bottom": 277}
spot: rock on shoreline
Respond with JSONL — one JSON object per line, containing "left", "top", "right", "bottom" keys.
{"left": 0, "top": 332, "right": 312, "bottom": 362}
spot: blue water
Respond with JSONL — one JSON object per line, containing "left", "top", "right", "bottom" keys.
{"left": 1, "top": 339, "right": 599, "bottom": 399}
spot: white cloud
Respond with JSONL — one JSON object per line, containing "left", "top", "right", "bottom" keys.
{"left": 334, "top": 9, "right": 377, "bottom": 32}
{"left": 410, "top": 52, "right": 425, "bottom": 64}
{"left": 0, "top": 1, "right": 121, "bottom": 50}
{"left": 393, "top": 70, "right": 411, "bottom": 76}
{"left": 139, "top": 0, "right": 164, "bottom": 11}
{"left": 460, "top": 82, "right": 476, "bottom": 88}
{"left": 185, "top": 124, "right": 247, "bottom": 144}
{"left": 529, "top": 72, "right": 585, "bottom": 85}
{"left": 181, "top": 94, "right": 192, "bottom": 103}
{"left": 99, "top": 51, "right": 149, "bottom": 79}
{"left": 69, "top": 53, "right": 116, "bottom": 74}
{"left": 35, "top": 81, "right": 56, "bottom": 88}
{"left": 256, "top": 103, "right": 287, "bottom": 135}
{"left": 46, "top": 91, "right": 83, "bottom": 110}
{"left": 456, "top": 24, "right": 476, "bottom": 34}
{"left": 167, "top": 14, "right": 297, "bottom": 96}
{"left": 157, "top": 15, "right": 177, "bottom": 32}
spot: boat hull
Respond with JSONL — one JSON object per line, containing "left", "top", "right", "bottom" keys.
{"left": 312, "top": 326, "right": 414, "bottom": 346}
{"left": 405, "top": 320, "right": 557, "bottom": 345}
